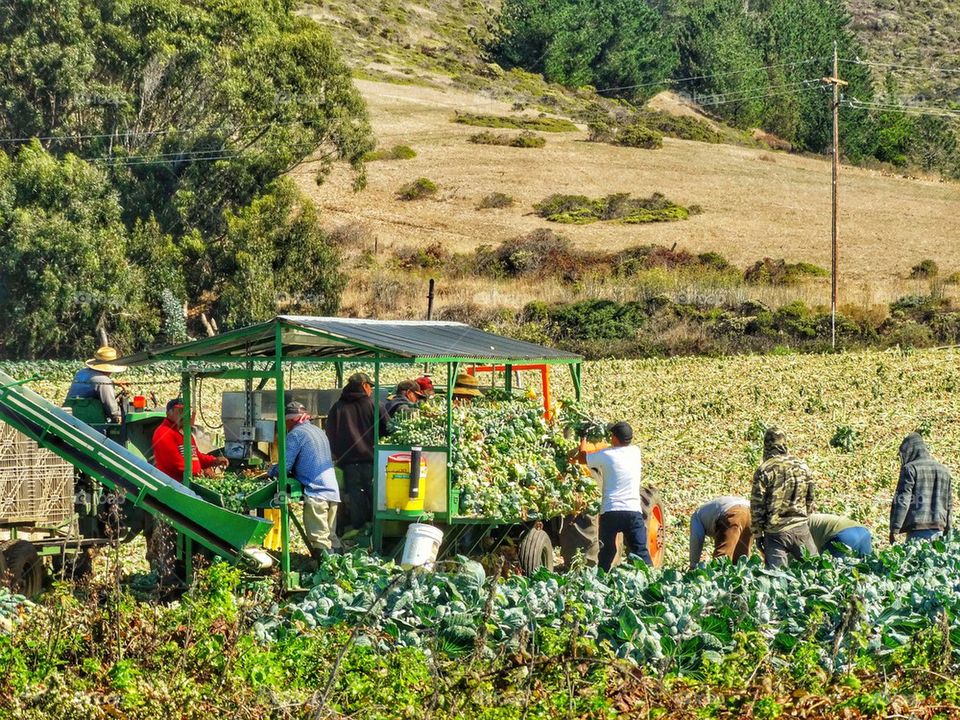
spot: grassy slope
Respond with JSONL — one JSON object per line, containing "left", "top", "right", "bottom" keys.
{"left": 296, "top": 0, "right": 960, "bottom": 314}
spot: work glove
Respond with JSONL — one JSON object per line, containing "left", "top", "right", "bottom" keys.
{"left": 888, "top": 533, "right": 897, "bottom": 546}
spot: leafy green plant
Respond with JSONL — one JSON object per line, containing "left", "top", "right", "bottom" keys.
{"left": 363, "top": 144, "right": 417, "bottom": 161}
{"left": 453, "top": 112, "right": 577, "bottom": 132}
{"left": 830, "top": 425, "right": 861, "bottom": 453}
{"left": 397, "top": 177, "right": 439, "bottom": 201}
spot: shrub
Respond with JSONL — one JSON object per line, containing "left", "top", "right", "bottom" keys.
{"left": 773, "top": 301, "right": 818, "bottom": 338}
{"left": 697, "top": 251, "right": 730, "bottom": 270}
{"left": 534, "top": 192, "right": 690, "bottom": 224}
{"left": 363, "top": 144, "right": 416, "bottom": 161}
{"left": 394, "top": 242, "right": 449, "bottom": 270}
{"left": 639, "top": 111, "right": 724, "bottom": 144}
{"left": 453, "top": 112, "right": 577, "bottom": 132}
{"left": 744, "top": 258, "right": 829, "bottom": 285}
{"left": 481, "top": 228, "right": 576, "bottom": 278}
{"left": 910, "top": 259, "right": 939, "bottom": 279}
{"left": 468, "top": 131, "right": 545, "bottom": 148}
{"left": 397, "top": 177, "right": 438, "bottom": 201}
{"left": 616, "top": 123, "right": 663, "bottom": 149}
{"left": 546, "top": 299, "right": 649, "bottom": 341}
{"left": 477, "top": 192, "right": 515, "bottom": 210}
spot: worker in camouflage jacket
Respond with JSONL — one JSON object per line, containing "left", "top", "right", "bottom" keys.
{"left": 750, "top": 426, "right": 818, "bottom": 568}
{"left": 889, "top": 433, "right": 953, "bottom": 544}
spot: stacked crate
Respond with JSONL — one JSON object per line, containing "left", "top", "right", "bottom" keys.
{"left": 0, "top": 422, "right": 74, "bottom": 526}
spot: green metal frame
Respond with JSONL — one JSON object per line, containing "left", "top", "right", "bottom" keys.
{"left": 122, "top": 318, "right": 582, "bottom": 591}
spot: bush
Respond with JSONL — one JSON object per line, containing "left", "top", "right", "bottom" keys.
{"left": 397, "top": 177, "right": 438, "bottom": 201}
{"left": 481, "top": 228, "right": 576, "bottom": 278}
{"left": 394, "top": 242, "right": 449, "bottom": 270}
{"left": 453, "top": 112, "right": 577, "bottom": 132}
{"left": 534, "top": 192, "right": 690, "bottom": 224}
{"left": 616, "top": 123, "right": 663, "bottom": 149}
{"left": 363, "top": 144, "right": 416, "bottom": 161}
{"left": 910, "top": 259, "right": 939, "bottom": 279}
{"left": 468, "top": 130, "right": 546, "bottom": 148}
{"left": 477, "top": 192, "right": 515, "bottom": 209}
{"left": 744, "top": 258, "right": 829, "bottom": 285}
{"left": 639, "top": 111, "right": 724, "bottom": 144}
{"left": 546, "top": 299, "right": 649, "bottom": 341}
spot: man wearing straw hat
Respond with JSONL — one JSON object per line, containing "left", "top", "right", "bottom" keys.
{"left": 65, "top": 346, "right": 129, "bottom": 423}
{"left": 452, "top": 373, "right": 483, "bottom": 403}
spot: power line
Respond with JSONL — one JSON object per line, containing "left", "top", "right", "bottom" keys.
{"left": 840, "top": 57, "right": 960, "bottom": 75}
{"left": 594, "top": 56, "right": 830, "bottom": 95}
{"left": 843, "top": 96, "right": 960, "bottom": 119}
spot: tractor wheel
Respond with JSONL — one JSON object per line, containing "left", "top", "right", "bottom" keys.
{"left": 640, "top": 488, "right": 666, "bottom": 568}
{"left": 518, "top": 528, "right": 555, "bottom": 575}
{"left": 0, "top": 540, "right": 44, "bottom": 596}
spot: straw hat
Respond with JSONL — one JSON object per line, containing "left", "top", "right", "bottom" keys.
{"left": 452, "top": 373, "right": 483, "bottom": 397}
{"left": 85, "top": 346, "right": 128, "bottom": 374}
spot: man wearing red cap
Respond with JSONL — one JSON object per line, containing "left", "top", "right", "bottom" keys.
{"left": 415, "top": 376, "right": 435, "bottom": 398}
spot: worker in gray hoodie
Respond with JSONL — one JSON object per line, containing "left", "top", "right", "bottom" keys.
{"left": 890, "top": 433, "right": 953, "bottom": 544}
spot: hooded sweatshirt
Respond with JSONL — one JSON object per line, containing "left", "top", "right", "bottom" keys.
{"left": 750, "top": 427, "right": 815, "bottom": 536}
{"left": 890, "top": 433, "right": 953, "bottom": 535}
{"left": 325, "top": 381, "right": 391, "bottom": 465}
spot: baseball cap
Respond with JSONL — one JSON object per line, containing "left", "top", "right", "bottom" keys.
{"left": 166, "top": 397, "right": 184, "bottom": 412}
{"left": 608, "top": 421, "right": 634, "bottom": 444}
{"left": 416, "top": 376, "right": 435, "bottom": 394}
{"left": 284, "top": 401, "right": 309, "bottom": 419}
{"left": 396, "top": 379, "right": 425, "bottom": 397}
{"left": 348, "top": 372, "right": 373, "bottom": 386}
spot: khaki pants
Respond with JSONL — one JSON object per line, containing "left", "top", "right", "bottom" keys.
{"left": 303, "top": 497, "right": 341, "bottom": 553}
{"left": 714, "top": 505, "right": 752, "bottom": 563}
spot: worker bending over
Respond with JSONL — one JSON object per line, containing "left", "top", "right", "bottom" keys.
{"left": 64, "top": 346, "right": 128, "bottom": 423}
{"left": 581, "top": 421, "right": 652, "bottom": 572}
{"left": 689, "top": 496, "right": 752, "bottom": 569}
{"left": 269, "top": 402, "right": 341, "bottom": 558}
{"left": 890, "top": 433, "right": 953, "bottom": 544}
{"left": 808, "top": 514, "right": 872, "bottom": 557}
{"left": 751, "top": 426, "right": 818, "bottom": 568}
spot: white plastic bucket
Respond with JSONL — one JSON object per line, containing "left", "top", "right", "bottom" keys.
{"left": 401, "top": 523, "right": 444, "bottom": 569}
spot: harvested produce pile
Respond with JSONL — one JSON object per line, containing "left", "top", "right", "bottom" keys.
{"left": 205, "top": 470, "right": 270, "bottom": 513}
{"left": 0, "top": 588, "right": 31, "bottom": 633}
{"left": 260, "top": 538, "right": 960, "bottom": 674}
{"left": 389, "top": 395, "right": 602, "bottom": 519}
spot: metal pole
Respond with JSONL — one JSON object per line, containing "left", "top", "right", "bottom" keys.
{"left": 426, "top": 279, "right": 435, "bottom": 321}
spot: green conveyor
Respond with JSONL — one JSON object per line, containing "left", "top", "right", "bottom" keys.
{"left": 0, "top": 371, "right": 271, "bottom": 561}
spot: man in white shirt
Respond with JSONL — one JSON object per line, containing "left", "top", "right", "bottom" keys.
{"left": 580, "top": 421, "right": 652, "bottom": 571}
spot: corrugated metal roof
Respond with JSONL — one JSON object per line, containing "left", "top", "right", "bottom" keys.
{"left": 118, "top": 316, "right": 581, "bottom": 365}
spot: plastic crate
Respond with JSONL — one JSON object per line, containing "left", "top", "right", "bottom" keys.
{"left": 0, "top": 422, "right": 74, "bottom": 526}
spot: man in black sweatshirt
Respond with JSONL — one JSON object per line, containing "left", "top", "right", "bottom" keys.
{"left": 325, "top": 372, "right": 391, "bottom": 530}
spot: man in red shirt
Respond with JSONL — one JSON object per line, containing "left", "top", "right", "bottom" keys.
{"left": 152, "top": 397, "right": 227, "bottom": 481}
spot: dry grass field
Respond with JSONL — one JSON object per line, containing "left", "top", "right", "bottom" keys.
{"left": 295, "top": 79, "right": 960, "bottom": 289}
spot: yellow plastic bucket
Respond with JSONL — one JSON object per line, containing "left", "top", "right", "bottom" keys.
{"left": 385, "top": 450, "right": 427, "bottom": 513}
{"left": 262, "top": 508, "right": 282, "bottom": 551}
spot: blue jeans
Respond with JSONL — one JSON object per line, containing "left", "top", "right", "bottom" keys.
{"left": 599, "top": 511, "right": 652, "bottom": 571}
{"left": 825, "top": 526, "right": 872, "bottom": 557}
{"left": 907, "top": 528, "right": 942, "bottom": 543}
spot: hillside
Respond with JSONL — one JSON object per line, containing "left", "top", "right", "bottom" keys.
{"left": 848, "top": 0, "right": 960, "bottom": 100}
{"left": 296, "top": 0, "right": 960, "bottom": 321}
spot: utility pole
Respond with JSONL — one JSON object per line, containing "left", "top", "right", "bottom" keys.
{"left": 822, "top": 42, "right": 847, "bottom": 350}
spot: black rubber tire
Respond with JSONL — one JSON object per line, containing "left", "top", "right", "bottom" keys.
{"left": 518, "top": 528, "right": 555, "bottom": 575}
{"left": 640, "top": 487, "right": 667, "bottom": 568}
{"left": 0, "top": 539, "right": 44, "bottom": 596}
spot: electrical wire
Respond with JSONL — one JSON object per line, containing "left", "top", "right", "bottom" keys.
{"left": 840, "top": 57, "right": 960, "bottom": 75}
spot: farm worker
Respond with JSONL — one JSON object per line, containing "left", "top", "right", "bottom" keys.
{"left": 750, "top": 426, "right": 818, "bottom": 568}
{"left": 580, "top": 421, "right": 652, "bottom": 572}
{"left": 268, "top": 402, "right": 341, "bottom": 557}
{"left": 64, "top": 346, "right": 128, "bottom": 423}
{"left": 452, "top": 373, "right": 484, "bottom": 404}
{"left": 415, "top": 376, "right": 435, "bottom": 398}
{"left": 326, "top": 372, "right": 391, "bottom": 531}
{"left": 385, "top": 380, "right": 426, "bottom": 418}
{"left": 889, "top": 433, "right": 953, "bottom": 544}
{"left": 808, "top": 514, "right": 872, "bottom": 557}
{"left": 151, "top": 397, "right": 228, "bottom": 481}
{"left": 688, "top": 496, "right": 752, "bottom": 569}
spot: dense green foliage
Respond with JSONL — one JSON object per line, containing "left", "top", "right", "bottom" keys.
{"left": 495, "top": 0, "right": 960, "bottom": 173}
{"left": 0, "top": 0, "right": 371, "bottom": 358}
{"left": 390, "top": 394, "right": 600, "bottom": 519}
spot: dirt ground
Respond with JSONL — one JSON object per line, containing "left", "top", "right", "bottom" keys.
{"left": 294, "top": 79, "right": 960, "bottom": 283}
